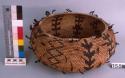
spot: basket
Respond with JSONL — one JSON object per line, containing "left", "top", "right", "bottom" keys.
{"left": 29, "top": 12, "right": 117, "bottom": 73}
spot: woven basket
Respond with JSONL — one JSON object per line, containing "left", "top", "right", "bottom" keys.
{"left": 29, "top": 12, "right": 116, "bottom": 73}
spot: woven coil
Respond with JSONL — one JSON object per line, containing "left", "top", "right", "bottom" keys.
{"left": 29, "top": 12, "right": 116, "bottom": 73}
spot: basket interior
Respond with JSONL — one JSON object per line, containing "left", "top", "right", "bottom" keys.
{"left": 40, "top": 13, "right": 105, "bottom": 38}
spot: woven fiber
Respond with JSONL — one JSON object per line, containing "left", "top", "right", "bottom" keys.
{"left": 29, "top": 13, "right": 116, "bottom": 73}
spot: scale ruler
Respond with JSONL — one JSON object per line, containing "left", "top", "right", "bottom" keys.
{"left": 3, "top": 6, "right": 13, "bottom": 58}
{"left": 3, "top": 5, "right": 26, "bottom": 66}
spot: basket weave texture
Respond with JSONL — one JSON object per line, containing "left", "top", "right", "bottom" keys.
{"left": 30, "top": 13, "right": 116, "bottom": 73}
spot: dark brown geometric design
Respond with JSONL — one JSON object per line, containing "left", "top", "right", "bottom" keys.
{"left": 102, "top": 33, "right": 115, "bottom": 58}
{"left": 81, "top": 39, "right": 95, "bottom": 71}
{"left": 90, "top": 20, "right": 101, "bottom": 38}
{"left": 46, "top": 38, "right": 64, "bottom": 65}
{"left": 72, "top": 15, "right": 84, "bottom": 38}
{"left": 51, "top": 15, "right": 63, "bottom": 36}
{"left": 70, "top": 61, "right": 73, "bottom": 71}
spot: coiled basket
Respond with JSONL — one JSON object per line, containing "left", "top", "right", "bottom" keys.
{"left": 29, "top": 12, "right": 117, "bottom": 73}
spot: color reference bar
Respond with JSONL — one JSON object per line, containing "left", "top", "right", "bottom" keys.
{"left": 11, "top": 5, "right": 24, "bottom": 58}
{"left": 3, "top": 5, "right": 26, "bottom": 66}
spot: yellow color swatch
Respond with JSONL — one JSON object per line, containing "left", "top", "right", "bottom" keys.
{"left": 18, "top": 39, "right": 24, "bottom": 46}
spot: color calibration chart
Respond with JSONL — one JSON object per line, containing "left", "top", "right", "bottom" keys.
{"left": 3, "top": 5, "right": 26, "bottom": 66}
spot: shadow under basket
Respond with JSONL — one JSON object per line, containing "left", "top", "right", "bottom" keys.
{"left": 30, "top": 13, "right": 116, "bottom": 73}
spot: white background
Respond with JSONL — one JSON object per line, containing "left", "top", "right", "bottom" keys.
{"left": 0, "top": 0, "right": 125, "bottom": 78}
